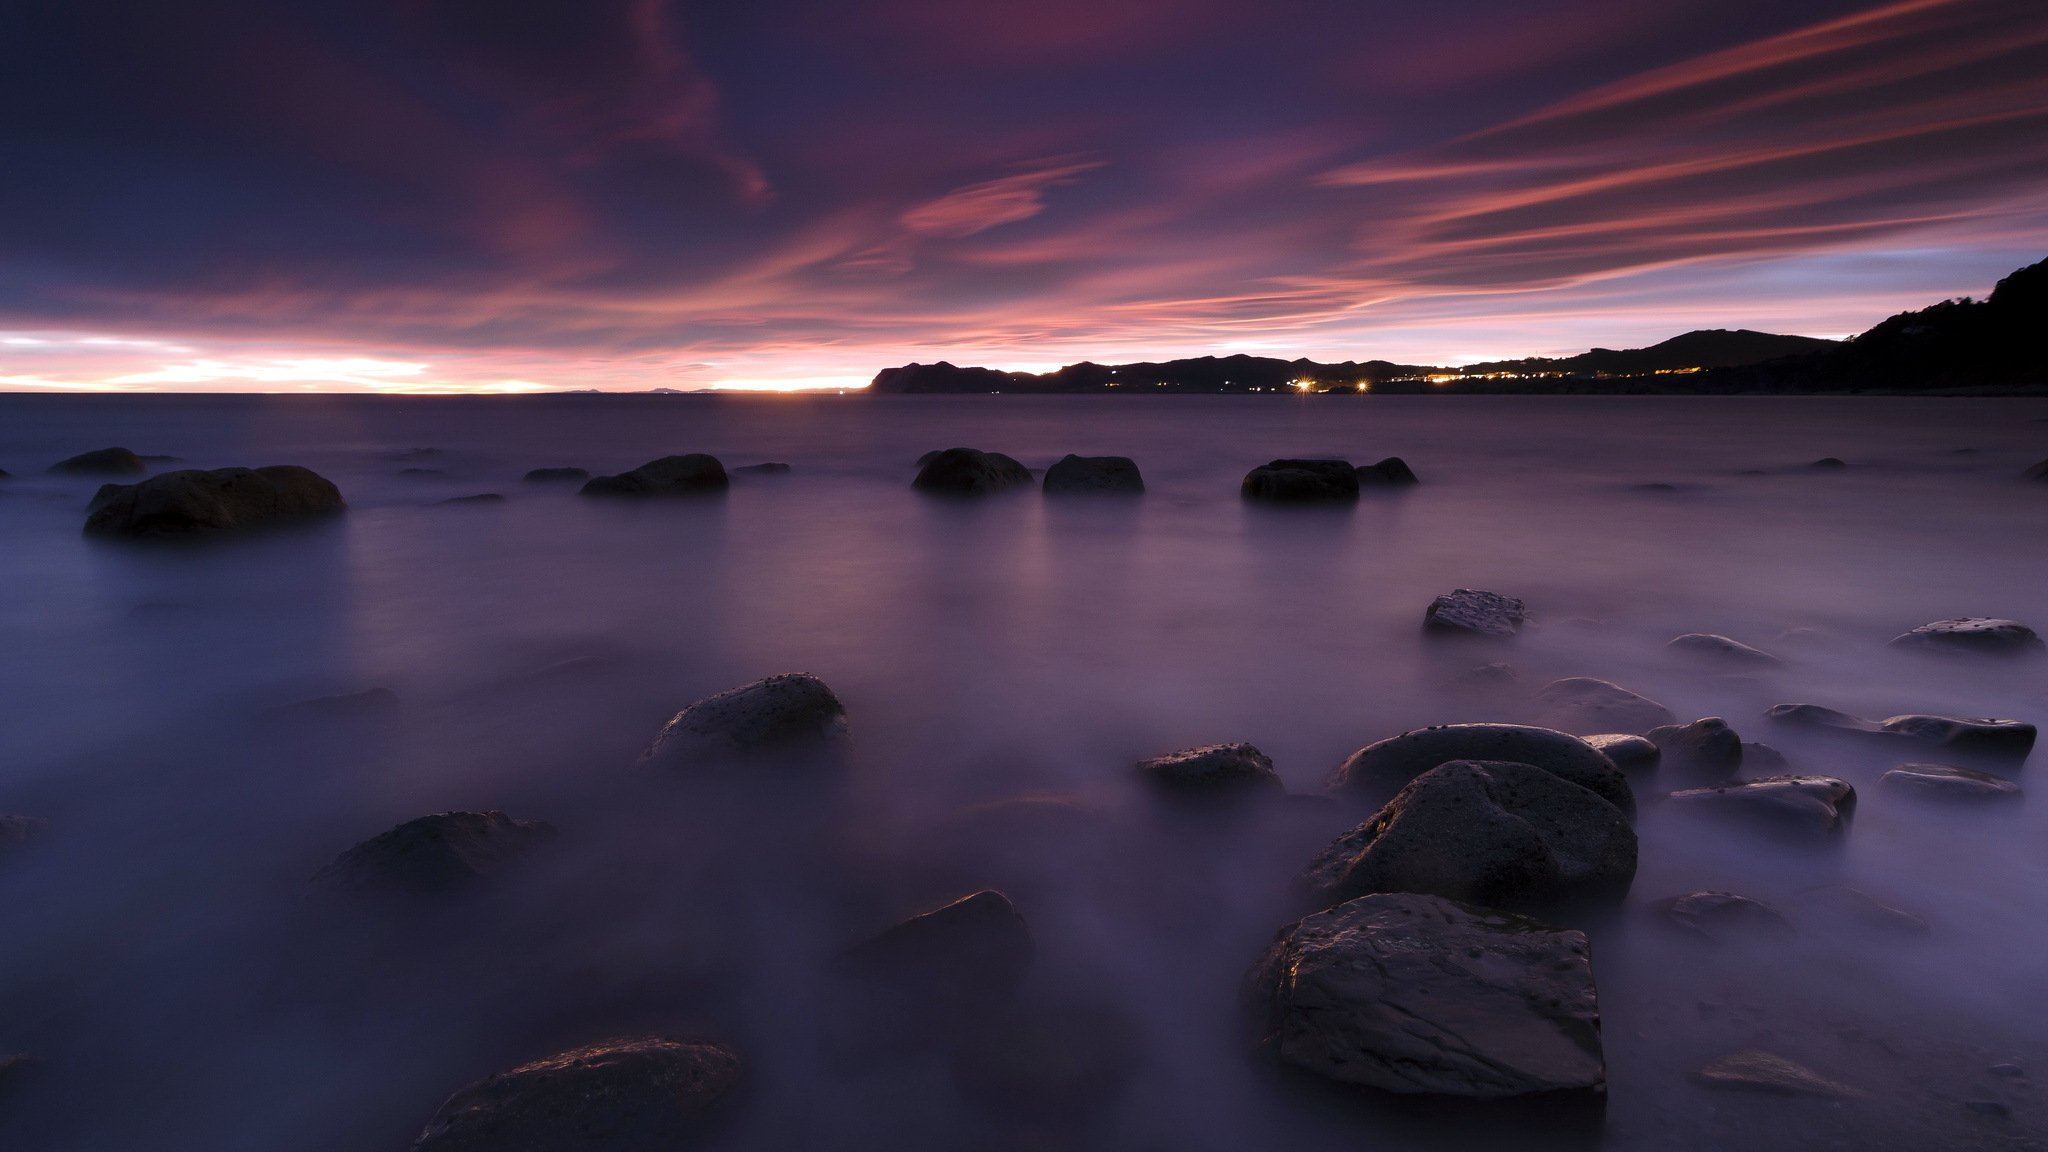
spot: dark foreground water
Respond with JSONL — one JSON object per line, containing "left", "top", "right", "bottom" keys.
{"left": 2, "top": 393, "right": 2046, "bottom": 1151}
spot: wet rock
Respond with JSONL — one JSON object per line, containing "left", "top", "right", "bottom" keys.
{"left": 640, "top": 674, "right": 847, "bottom": 767}
{"left": 1879, "top": 763, "right": 2023, "bottom": 801}
{"left": 1537, "top": 677, "right": 1676, "bottom": 735}
{"left": 1355, "top": 456, "right": 1419, "bottom": 486}
{"left": 0, "top": 1052, "right": 39, "bottom": 1089}
{"left": 1741, "top": 742, "right": 1790, "bottom": 772}
{"left": 522, "top": 467, "right": 589, "bottom": 482}
{"left": 1765, "top": 702, "right": 1883, "bottom": 733}
{"left": 1990, "top": 1063, "right": 2025, "bottom": 1078}
{"left": 1879, "top": 714, "right": 2036, "bottom": 757}
{"left": 412, "top": 1037, "right": 741, "bottom": 1152}
{"left": 1891, "top": 617, "right": 2045, "bottom": 656}
{"left": 1647, "top": 717, "right": 1743, "bottom": 780}
{"left": 1803, "top": 884, "right": 1930, "bottom": 936}
{"left": 83, "top": 466, "right": 344, "bottom": 537}
{"left": 579, "top": 454, "right": 729, "bottom": 498}
{"left": 1247, "top": 893, "right": 1604, "bottom": 1097}
{"left": 1585, "top": 733, "right": 1660, "bottom": 774}
{"left": 1304, "top": 760, "right": 1636, "bottom": 911}
{"left": 1657, "top": 891, "right": 1794, "bottom": 944}
{"left": 1135, "top": 742, "right": 1282, "bottom": 794}
{"left": 1965, "top": 1100, "right": 2011, "bottom": 1118}
{"left": 840, "top": 890, "right": 1034, "bottom": 1010}
{"left": 1423, "top": 589, "right": 1525, "bottom": 638}
{"left": 912, "top": 447, "right": 1032, "bottom": 494}
{"left": 1668, "top": 776, "right": 1856, "bottom": 836}
{"left": 2022, "top": 459, "right": 2048, "bottom": 480}
{"left": 1808, "top": 457, "right": 1848, "bottom": 470}
{"left": 438, "top": 493, "right": 506, "bottom": 505}
{"left": 1668, "top": 634, "right": 1783, "bottom": 666}
{"left": 49, "top": 446, "right": 146, "bottom": 474}
{"left": 732, "top": 462, "right": 792, "bottom": 475}
{"left": 1043, "top": 454, "right": 1144, "bottom": 494}
{"left": 950, "top": 999, "right": 1140, "bottom": 1127}
{"left": 1331, "top": 723, "right": 1633, "bottom": 817}
{"left": 310, "top": 811, "right": 555, "bottom": 898}
{"left": 264, "top": 687, "right": 399, "bottom": 720}
{"left": 1695, "top": 1049, "right": 1858, "bottom": 1097}
{"left": 1240, "top": 458, "right": 1359, "bottom": 502}
{"left": 1, "top": 814, "right": 48, "bottom": 850}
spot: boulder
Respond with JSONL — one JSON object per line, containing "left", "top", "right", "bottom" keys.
{"left": 1657, "top": 891, "right": 1794, "bottom": 944}
{"left": 840, "top": 890, "right": 1034, "bottom": 1007}
{"left": 732, "top": 462, "right": 792, "bottom": 475}
{"left": 1668, "top": 776, "right": 1855, "bottom": 836}
{"left": 1423, "top": 589, "right": 1525, "bottom": 638}
{"left": 1583, "top": 733, "right": 1659, "bottom": 774}
{"left": 1808, "top": 457, "right": 1848, "bottom": 470}
{"left": 1135, "top": 741, "right": 1282, "bottom": 795}
{"left": 1, "top": 814, "right": 48, "bottom": 850}
{"left": 1646, "top": 717, "right": 1743, "bottom": 780}
{"left": 640, "top": 674, "right": 847, "bottom": 767}
{"left": 1879, "top": 763, "right": 2023, "bottom": 802}
{"left": 1891, "top": 618, "right": 2045, "bottom": 656}
{"left": 1240, "top": 459, "right": 1359, "bottom": 502}
{"left": 579, "top": 454, "right": 728, "bottom": 498}
{"left": 522, "top": 467, "right": 589, "bottom": 482}
{"left": 1246, "top": 893, "right": 1604, "bottom": 1097}
{"left": 1043, "top": 454, "right": 1144, "bottom": 494}
{"left": 1765, "top": 702, "right": 1881, "bottom": 733}
{"left": 310, "top": 811, "right": 555, "bottom": 897}
{"left": 1801, "top": 885, "right": 1930, "bottom": 936}
{"left": 1879, "top": 714, "right": 2036, "bottom": 757}
{"left": 912, "top": 448, "right": 1032, "bottom": 494}
{"left": 412, "top": 1038, "right": 741, "bottom": 1152}
{"left": 1330, "top": 723, "right": 1633, "bottom": 817}
{"left": 1695, "top": 1050, "right": 1858, "bottom": 1098}
{"left": 1355, "top": 456, "right": 1419, "bottom": 486}
{"left": 2022, "top": 459, "right": 2048, "bottom": 480}
{"left": 1667, "top": 634, "right": 1782, "bottom": 666}
{"left": 83, "top": 466, "right": 344, "bottom": 537}
{"left": 50, "top": 446, "right": 145, "bottom": 474}
{"left": 1536, "top": 677, "right": 1676, "bottom": 735}
{"left": 1741, "top": 743, "right": 1790, "bottom": 772}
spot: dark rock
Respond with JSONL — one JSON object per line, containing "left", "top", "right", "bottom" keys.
{"left": 385, "top": 448, "right": 441, "bottom": 462}
{"left": 2022, "top": 459, "right": 2048, "bottom": 480}
{"left": 438, "top": 493, "right": 506, "bottom": 505}
{"left": 1658, "top": 891, "right": 1794, "bottom": 944}
{"left": 1879, "top": 714, "right": 2036, "bottom": 756}
{"left": 398, "top": 467, "right": 445, "bottom": 477}
{"left": 1879, "top": 763, "right": 2023, "bottom": 801}
{"left": 1247, "top": 893, "right": 1604, "bottom": 1097}
{"left": 1043, "top": 454, "right": 1144, "bottom": 494}
{"left": 840, "top": 890, "right": 1034, "bottom": 1007}
{"left": 911, "top": 447, "right": 1032, "bottom": 494}
{"left": 1135, "top": 742, "right": 1282, "bottom": 794}
{"left": 411, "top": 1037, "right": 741, "bottom": 1152}
{"left": 1584, "top": 733, "right": 1660, "bottom": 774}
{"left": 265, "top": 687, "right": 399, "bottom": 720}
{"left": 1423, "top": 589, "right": 1525, "bottom": 638}
{"left": 1808, "top": 457, "right": 1849, "bottom": 470}
{"left": 640, "top": 674, "right": 847, "bottom": 767}
{"left": 1803, "top": 885, "right": 1930, "bottom": 936}
{"left": 0, "top": 468, "right": 11, "bottom": 480}
{"left": 1990, "top": 1063, "right": 2025, "bottom": 1078}
{"left": 83, "top": 466, "right": 344, "bottom": 537}
{"left": 579, "top": 454, "right": 728, "bottom": 498}
{"left": 1667, "top": 633, "right": 1783, "bottom": 665}
{"left": 50, "top": 446, "right": 145, "bottom": 474}
{"left": 1451, "top": 662, "right": 1520, "bottom": 690}
{"left": 1355, "top": 456, "right": 1419, "bottom": 486}
{"left": 310, "top": 811, "right": 555, "bottom": 897}
{"left": 1696, "top": 1050, "right": 1857, "bottom": 1097}
{"left": 1537, "top": 677, "right": 1676, "bottom": 735}
{"left": 1304, "top": 760, "right": 1636, "bottom": 910}
{"left": 1964, "top": 1100, "right": 2011, "bottom": 1118}
{"left": 522, "top": 467, "right": 589, "bottom": 482}
{"left": 1741, "top": 742, "right": 1790, "bottom": 771}
{"left": 1646, "top": 717, "right": 1743, "bottom": 780}
{"left": 1765, "top": 702, "right": 1883, "bottom": 733}
{"left": 1, "top": 814, "right": 48, "bottom": 850}
{"left": 1891, "top": 617, "right": 2045, "bottom": 656}
{"left": 1668, "top": 776, "right": 1856, "bottom": 836}
{"left": 0, "top": 1052, "right": 40, "bottom": 1089}
{"left": 949, "top": 999, "right": 1140, "bottom": 1127}
{"left": 1330, "top": 723, "right": 1633, "bottom": 817}
{"left": 1240, "top": 458, "right": 1359, "bottom": 502}
{"left": 732, "top": 462, "right": 792, "bottom": 475}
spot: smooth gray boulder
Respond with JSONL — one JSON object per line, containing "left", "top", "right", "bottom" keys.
{"left": 1646, "top": 717, "right": 1743, "bottom": 780}
{"left": 1247, "top": 893, "right": 1604, "bottom": 1097}
{"left": 522, "top": 467, "right": 589, "bottom": 482}
{"left": 913, "top": 448, "right": 1032, "bottom": 494}
{"left": 412, "top": 1038, "right": 741, "bottom": 1152}
{"left": 1423, "top": 589, "right": 1525, "bottom": 638}
{"left": 84, "top": 466, "right": 344, "bottom": 537}
{"left": 50, "top": 446, "right": 145, "bottom": 475}
{"left": 1537, "top": 677, "right": 1676, "bottom": 735}
{"left": 641, "top": 674, "right": 847, "bottom": 767}
{"left": 1879, "top": 763, "right": 2023, "bottom": 801}
{"left": 1668, "top": 634, "right": 1782, "bottom": 665}
{"left": 1355, "top": 456, "right": 1419, "bottom": 486}
{"left": 1241, "top": 459, "right": 1358, "bottom": 502}
{"left": 579, "top": 454, "right": 728, "bottom": 497}
{"left": 1135, "top": 742, "right": 1281, "bottom": 794}
{"left": 1657, "top": 891, "right": 1794, "bottom": 944}
{"left": 1043, "top": 454, "right": 1143, "bottom": 494}
{"left": 1330, "top": 723, "right": 1633, "bottom": 817}
{"left": 310, "top": 811, "right": 554, "bottom": 897}
{"left": 1891, "top": 618, "right": 2044, "bottom": 656}
{"left": 1304, "top": 760, "right": 1636, "bottom": 911}
{"left": 1668, "top": 776, "right": 1855, "bottom": 836}
{"left": 1584, "top": 733, "right": 1660, "bottom": 774}
{"left": 1695, "top": 1050, "right": 1857, "bottom": 1098}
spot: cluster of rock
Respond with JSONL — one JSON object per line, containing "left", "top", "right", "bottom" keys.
{"left": 1238, "top": 456, "right": 1419, "bottom": 502}
{"left": 580, "top": 454, "right": 729, "bottom": 498}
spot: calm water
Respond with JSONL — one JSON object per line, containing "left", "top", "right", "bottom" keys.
{"left": 2, "top": 393, "right": 2046, "bottom": 1150}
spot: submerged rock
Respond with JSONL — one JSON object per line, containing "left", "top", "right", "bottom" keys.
{"left": 1646, "top": 717, "right": 1743, "bottom": 780}
{"left": 412, "top": 1037, "right": 741, "bottom": 1152}
{"left": 84, "top": 466, "right": 344, "bottom": 537}
{"left": 1355, "top": 456, "right": 1419, "bottom": 486}
{"left": 439, "top": 493, "right": 506, "bottom": 505}
{"left": 1802, "top": 884, "right": 1931, "bottom": 936}
{"left": 840, "top": 890, "right": 1034, "bottom": 1007}
{"left": 1668, "top": 776, "right": 1856, "bottom": 836}
{"left": 1304, "top": 759, "right": 1636, "bottom": 911}
{"left": 1808, "top": 457, "right": 1848, "bottom": 470}
{"left": 1879, "top": 763, "right": 2023, "bottom": 802}
{"left": 1879, "top": 714, "right": 2036, "bottom": 757}
{"left": 579, "top": 454, "right": 728, "bottom": 497}
{"left": 732, "top": 462, "right": 792, "bottom": 475}
{"left": 1537, "top": 677, "right": 1676, "bottom": 735}
{"left": 310, "top": 811, "right": 555, "bottom": 897}
{"left": 1423, "top": 589, "right": 1525, "bottom": 638}
{"left": 1657, "top": 891, "right": 1794, "bottom": 944}
{"left": 1240, "top": 458, "right": 1359, "bottom": 502}
{"left": 50, "top": 446, "right": 146, "bottom": 474}
{"left": 1135, "top": 742, "right": 1281, "bottom": 794}
{"left": 912, "top": 448, "right": 1032, "bottom": 494}
{"left": 1695, "top": 1050, "right": 1858, "bottom": 1098}
{"left": 1891, "top": 618, "right": 2045, "bottom": 656}
{"left": 1043, "top": 454, "right": 1144, "bottom": 494}
{"left": 1, "top": 814, "right": 48, "bottom": 850}
{"left": 1247, "top": 893, "right": 1604, "bottom": 1097}
{"left": 1741, "top": 742, "right": 1790, "bottom": 772}
{"left": 1585, "top": 733, "right": 1660, "bottom": 774}
{"left": 1330, "top": 723, "right": 1633, "bottom": 816}
{"left": 1667, "top": 634, "right": 1783, "bottom": 666}
{"left": 2026, "top": 459, "right": 2048, "bottom": 481}
{"left": 522, "top": 467, "right": 589, "bottom": 482}
{"left": 264, "top": 687, "right": 399, "bottom": 721}
{"left": 1765, "top": 702, "right": 1881, "bottom": 733}
{"left": 640, "top": 674, "right": 847, "bottom": 767}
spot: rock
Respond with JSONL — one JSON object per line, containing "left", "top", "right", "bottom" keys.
{"left": 1765, "top": 702, "right": 1883, "bottom": 733}
{"left": 1990, "top": 1063, "right": 2025, "bottom": 1078}
{"left": 1965, "top": 1100, "right": 2011, "bottom": 1117}
{"left": 1355, "top": 456, "right": 1419, "bottom": 486}
{"left": 522, "top": 467, "right": 589, "bottom": 482}
{"left": 1304, "top": 760, "right": 1636, "bottom": 910}
{"left": 1668, "top": 634, "right": 1783, "bottom": 666}
{"left": 1695, "top": 1050, "right": 1858, "bottom": 1097}
{"left": 1330, "top": 723, "right": 1634, "bottom": 817}
{"left": 1741, "top": 743, "right": 1789, "bottom": 771}
{"left": 1451, "top": 662, "right": 1520, "bottom": 690}
{"left": 83, "top": 466, "right": 345, "bottom": 537}
{"left": 439, "top": 493, "right": 506, "bottom": 505}
{"left": 1668, "top": 776, "right": 1856, "bottom": 836}
{"left": 1803, "top": 884, "right": 1931, "bottom": 936}
{"left": 1646, "top": 717, "right": 1743, "bottom": 780}
{"left": 1042, "top": 454, "right": 1144, "bottom": 494}
{"left": 1879, "top": 714, "right": 2036, "bottom": 757}
{"left": 386, "top": 448, "right": 441, "bottom": 462}
{"left": 49, "top": 446, "right": 146, "bottom": 474}
{"left": 1423, "top": 589, "right": 1525, "bottom": 638}
{"left": 950, "top": 999, "right": 1141, "bottom": 1127}
{"left": 911, "top": 448, "right": 1032, "bottom": 494}
{"left": 1240, "top": 459, "right": 1359, "bottom": 502}
{"left": 2022, "top": 459, "right": 2048, "bottom": 480}
{"left": 1658, "top": 891, "right": 1794, "bottom": 944}
{"left": 1247, "top": 893, "right": 1604, "bottom": 1097}
{"left": 1, "top": 814, "right": 48, "bottom": 850}
{"left": 579, "top": 454, "right": 728, "bottom": 498}
{"left": 310, "top": 811, "right": 554, "bottom": 897}
{"left": 1891, "top": 618, "right": 2045, "bottom": 656}
{"left": 840, "top": 890, "right": 1034, "bottom": 1007}
{"left": 1879, "top": 763, "right": 2022, "bottom": 801}
{"left": 1809, "top": 457, "right": 1848, "bottom": 470}
{"left": 732, "top": 462, "right": 792, "bottom": 475}
{"left": 1537, "top": 677, "right": 1676, "bottom": 735}
{"left": 1584, "top": 733, "right": 1660, "bottom": 774}
{"left": 398, "top": 467, "right": 445, "bottom": 477}
{"left": 1135, "top": 742, "right": 1282, "bottom": 794}
{"left": 265, "top": 687, "right": 399, "bottom": 720}
{"left": 0, "top": 1052, "right": 40, "bottom": 1088}
{"left": 640, "top": 674, "right": 847, "bottom": 767}
{"left": 412, "top": 1037, "right": 741, "bottom": 1152}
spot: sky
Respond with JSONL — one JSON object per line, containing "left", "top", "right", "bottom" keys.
{"left": 3, "top": 0, "right": 2047, "bottom": 392}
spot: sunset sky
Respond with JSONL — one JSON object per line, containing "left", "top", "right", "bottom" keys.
{"left": 4, "top": 0, "right": 2047, "bottom": 392}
